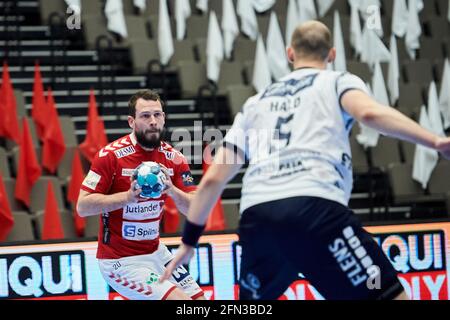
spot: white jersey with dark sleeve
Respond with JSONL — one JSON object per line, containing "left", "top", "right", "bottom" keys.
{"left": 223, "top": 68, "right": 370, "bottom": 212}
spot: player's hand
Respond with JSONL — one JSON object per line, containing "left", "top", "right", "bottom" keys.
{"left": 160, "top": 243, "right": 195, "bottom": 283}
{"left": 127, "top": 179, "right": 141, "bottom": 203}
{"left": 159, "top": 165, "right": 174, "bottom": 195}
{"left": 435, "top": 137, "right": 450, "bottom": 160}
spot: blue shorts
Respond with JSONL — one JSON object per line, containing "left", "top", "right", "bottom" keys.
{"left": 238, "top": 196, "right": 404, "bottom": 300}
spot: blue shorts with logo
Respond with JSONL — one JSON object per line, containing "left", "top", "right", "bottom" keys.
{"left": 238, "top": 196, "right": 404, "bottom": 300}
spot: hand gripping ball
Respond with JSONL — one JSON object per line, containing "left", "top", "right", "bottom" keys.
{"left": 132, "top": 161, "right": 167, "bottom": 199}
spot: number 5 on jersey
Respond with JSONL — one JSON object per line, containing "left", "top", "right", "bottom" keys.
{"left": 270, "top": 114, "right": 294, "bottom": 154}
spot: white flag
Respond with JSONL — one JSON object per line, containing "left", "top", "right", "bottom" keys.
{"left": 363, "top": 3, "right": 383, "bottom": 38}
{"left": 252, "top": 0, "right": 276, "bottom": 12}
{"left": 356, "top": 124, "right": 380, "bottom": 148}
{"left": 105, "top": 0, "right": 128, "bottom": 38}
{"left": 348, "top": 0, "right": 379, "bottom": 12}
{"left": 222, "top": 0, "right": 239, "bottom": 59}
{"left": 158, "top": 0, "right": 174, "bottom": 65}
{"left": 175, "top": 0, "right": 191, "bottom": 40}
{"left": 416, "top": 0, "right": 424, "bottom": 11}
{"left": 392, "top": 0, "right": 408, "bottom": 37}
{"left": 133, "top": 0, "right": 146, "bottom": 12}
{"left": 361, "top": 25, "right": 391, "bottom": 67}
{"left": 372, "top": 62, "right": 390, "bottom": 106}
{"left": 316, "top": 0, "right": 335, "bottom": 17}
{"left": 333, "top": 11, "right": 346, "bottom": 72}
{"left": 448, "top": 0, "right": 450, "bottom": 23}
{"left": 405, "top": 0, "right": 422, "bottom": 60}
{"left": 357, "top": 83, "right": 380, "bottom": 148}
{"left": 253, "top": 35, "right": 272, "bottom": 93}
{"left": 428, "top": 82, "right": 445, "bottom": 137}
{"left": 347, "top": 0, "right": 358, "bottom": 8}
{"left": 439, "top": 59, "right": 450, "bottom": 129}
{"left": 354, "top": 0, "right": 380, "bottom": 10}
{"left": 357, "top": 63, "right": 392, "bottom": 147}
{"left": 237, "top": 0, "right": 259, "bottom": 40}
{"left": 387, "top": 34, "right": 400, "bottom": 105}
{"left": 206, "top": 11, "right": 224, "bottom": 82}
{"left": 196, "top": 0, "right": 208, "bottom": 13}
{"left": 267, "top": 12, "right": 290, "bottom": 80}
{"left": 286, "top": 0, "right": 299, "bottom": 46}
{"left": 350, "top": 1, "right": 363, "bottom": 57}
{"left": 298, "top": 0, "right": 317, "bottom": 24}
{"left": 65, "top": 0, "right": 81, "bottom": 14}
{"left": 413, "top": 106, "right": 439, "bottom": 189}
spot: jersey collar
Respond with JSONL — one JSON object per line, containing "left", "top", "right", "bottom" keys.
{"left": 130, "top": 132, "right": 137, "bottom": 146}
{"left": 294, "top": 66, "right": 316, "bottom": 70}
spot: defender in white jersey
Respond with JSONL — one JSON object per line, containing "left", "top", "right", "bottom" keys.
{"left": 231, "top": 68, "right": 363, "bottom": 212}
{"left": 162, "top": 21, "right": 450, "bottom": 300}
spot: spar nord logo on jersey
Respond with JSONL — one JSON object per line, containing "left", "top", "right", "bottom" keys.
{"left": 122, "top": 222, "right": 160, "bottom": 241}
{"left": 124, "top": 225, "right": 136, "bottom": 237}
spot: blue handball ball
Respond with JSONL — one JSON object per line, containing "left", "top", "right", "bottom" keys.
{"left": 133, "top": 161, "right": 167, "bottom": 199}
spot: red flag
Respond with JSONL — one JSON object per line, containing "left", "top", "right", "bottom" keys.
{"left": 14, "top": 118, "right": 42, "bottom": 207}
{"left": 42, "top": 87, "right": 66, "bottom": 173}
{"left": 203, "top": 144, "right": 226, "bottom": 231}
{"left": 0, "top": 174, "right": 14, "bottom": 241}
{"left": 0, "top": 62, "right": 6, "bottom": 137}
{"left": 42, "top": 181, "right": 64, "bottom": 240}
{"left": 79, "top": 89, "right": 108, "bottom": 162}
{"left": 31, "top": 61, "right": 49, "bottom": 140}
{"left": 67, "top": 149, "right": 86, "bottom": 237}
{"left": 163, "top": 196, "right": 179, "bottom": 233}
{"left": 0, "top": 61, "right": 20, "bottom": 143}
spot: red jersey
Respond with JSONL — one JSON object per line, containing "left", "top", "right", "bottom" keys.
{"left": 80, "top": 133, "right": 196, "bottom": 259}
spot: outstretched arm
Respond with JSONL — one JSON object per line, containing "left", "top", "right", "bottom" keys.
{"left": 180, "top": 146, "right": 244, "bottom": 225}
{"left": 341, "top": 90, "right": 450, "bottom": 159}
{"left": 161, "top": 145, "right": 245, "bottom": 281}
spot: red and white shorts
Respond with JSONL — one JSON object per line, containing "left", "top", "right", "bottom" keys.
{"left": 98, "top": 243, "right": 204, "bottom": 300}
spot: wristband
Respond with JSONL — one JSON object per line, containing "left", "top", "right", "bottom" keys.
{"left": 182, "top": 220, "right": 206, "bottom": 247}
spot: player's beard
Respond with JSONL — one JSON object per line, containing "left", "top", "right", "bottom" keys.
{"left": 135, "top": 127, "right": 165, "bottom": 149}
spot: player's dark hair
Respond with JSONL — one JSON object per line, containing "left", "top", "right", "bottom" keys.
{"left": 291, "top": 21, "right": 332, "bottom": 61}
{"left": 128, "top": 89, "right": 164, "bottom": 117}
